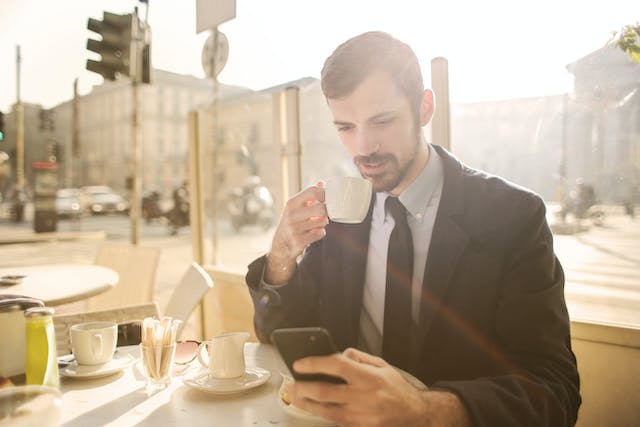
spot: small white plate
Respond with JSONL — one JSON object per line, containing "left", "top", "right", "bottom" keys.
{"left": 278, "top": 396, "right": 337, "bottom": 426}
{"left": 183, "top": 367, "right": 271, "bottom": 395}
{"left": 59, "top": 352, "right": 136, "bottom": 379}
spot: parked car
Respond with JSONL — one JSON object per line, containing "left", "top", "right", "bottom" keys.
{"left": 81, "top": 185, "right": 129, "bottom": 215}
{"left": 55, "top": 188, "right": 82, "bottom": 218}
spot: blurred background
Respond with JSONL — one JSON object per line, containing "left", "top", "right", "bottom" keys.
{"left": 0, "top": 0, "right": 638, "bottom": 327}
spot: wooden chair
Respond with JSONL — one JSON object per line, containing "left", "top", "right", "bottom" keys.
{"left": 54, "top": 302, "right": 160, "bottom": 356}
{"left": 85, "top": 243, "right": 160, "bottom": 311}
{"left": 164, "top": 262, "right": 214, "bottom": 339}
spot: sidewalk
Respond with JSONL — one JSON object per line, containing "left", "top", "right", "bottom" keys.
{"left": 0, "top": 220, "right": 106, "bottom": 245}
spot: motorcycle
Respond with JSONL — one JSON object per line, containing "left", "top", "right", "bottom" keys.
{"left": 168, "top": 184, "right": 190, "bottom": 236}
{"left": 226, "top": 176, "right": 275, "bottom": 231}
{"left": 560, "top": 183, "right": 605, "bottom": 226}
{"left": 141, "top": 191, "right": 163, "bottom": 224}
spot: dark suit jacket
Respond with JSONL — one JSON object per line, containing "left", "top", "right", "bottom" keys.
{"left": 246, "top": 145, "right": 581, "bottom": 426}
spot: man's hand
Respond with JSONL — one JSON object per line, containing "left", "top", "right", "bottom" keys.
{"left": 289, "top": 348, "right": 472, "bottom": 427}
{"left": 265, "top": 183, "right": 328, "bottom": 285}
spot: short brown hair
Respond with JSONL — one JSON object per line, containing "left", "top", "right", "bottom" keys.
{"left": 321, "top": 31, "right": 424, "bottom": 123}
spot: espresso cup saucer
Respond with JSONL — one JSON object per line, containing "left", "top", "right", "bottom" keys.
{"left": 183, "top": 366, "right": 271, "bottom": 395}
{"left": 59, "top": 352, "right": 135, "bottom": 379}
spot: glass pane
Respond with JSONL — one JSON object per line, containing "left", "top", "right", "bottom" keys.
{"left": 451, "top": 48, "right": 639, "bottom": 326}
{"left": 199, "top": 91, "right": 280, "bottom": 271}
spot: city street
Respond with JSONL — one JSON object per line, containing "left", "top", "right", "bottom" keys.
{"left": 1, "top": 208, "right": 639, "bottom": 327}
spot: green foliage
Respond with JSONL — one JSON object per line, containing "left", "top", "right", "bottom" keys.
{"left": 608, "top": 23, "right": 640, "bottom": 64}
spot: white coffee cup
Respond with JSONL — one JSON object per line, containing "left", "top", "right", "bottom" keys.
{"left": 197, "top": 331, "right": 250, "bottom": 379}
{"left": 324, "top": 176, "right": 372, "bottom": 223}
{"left": 70, "top": 321, "right": 117, "bottom": 365}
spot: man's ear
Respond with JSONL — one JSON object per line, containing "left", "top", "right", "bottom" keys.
{"left": 419, "top": 89, "right": 435, "bottom": 126}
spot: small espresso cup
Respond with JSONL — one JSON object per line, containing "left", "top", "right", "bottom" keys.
{"left": 70, "top": 321, "right": 117, "bottom": 365}
{"left": 197, "top": 331, "right": 250, "bottom": 379}
{"left": 324, "top": 176, "right": 372, "bottom": 223}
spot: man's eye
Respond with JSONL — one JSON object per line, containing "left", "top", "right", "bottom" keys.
{"left": 337, "top": 125, "right": 353, "bottom": 132}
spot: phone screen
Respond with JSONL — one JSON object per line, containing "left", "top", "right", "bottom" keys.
{"left": 271, "top": 327, "right": 347, "bottom": 384}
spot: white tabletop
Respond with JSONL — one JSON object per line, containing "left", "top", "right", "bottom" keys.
{"left": 0, "top": 264, "right": 118, "bottom": 306}
{"left": 59, "top": 343, "right": 311, "bottom": 427}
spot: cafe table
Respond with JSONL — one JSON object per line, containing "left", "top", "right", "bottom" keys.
{"left": 0, "top": 264, "right": 118, "bottom": 306}
{"left": 59, "top": 343, "right": 322, "bottom": 427}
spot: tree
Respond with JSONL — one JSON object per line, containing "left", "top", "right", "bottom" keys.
{"left": 608, "top": 23, "right": 640, "bottom": 64}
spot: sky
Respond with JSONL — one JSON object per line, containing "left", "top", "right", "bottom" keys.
{"left": 0, "top": 0, "right": 637, "bottom": 112}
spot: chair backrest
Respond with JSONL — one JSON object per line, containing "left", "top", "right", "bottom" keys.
{"left": 164, "top": 262, "right": 214, "bottom": 338}
{"left": 86, "top": 243, "right": 160, "bottom": 311}
{"left": 201, "top": 267, "right": 257, "bottom": 342}
{"left": 53, "top": 302, "right": 160, "bottom": 356}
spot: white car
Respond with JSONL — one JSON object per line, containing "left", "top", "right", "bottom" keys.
{"left": 56, "top": 188, "right": 82, "bottom": 218}
{"left": 81, "top": 186, "right": 129, "bottom": 215}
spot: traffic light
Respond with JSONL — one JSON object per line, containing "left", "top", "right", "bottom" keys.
{"left": 0, "top": 111, "right": 4, "bottom": 142}
{"left": 86, "top": 12, "right": 136, "bottom": 81}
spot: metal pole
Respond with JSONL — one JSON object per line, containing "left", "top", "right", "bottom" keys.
{"left": 130, "top": 12, "right": 142, "bottom": 245}
{"left": 209, "top": 28, "right": 220, "bottom": 264}
{"left": 72, "top": 78, "right": 80, "bottom": 187}
{"left": 15, "top": 45, "right": 24, "bottom": 193}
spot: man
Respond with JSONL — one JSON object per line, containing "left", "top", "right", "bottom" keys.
{"left": 246, "top": 31, "right": 580, "bottom": 426}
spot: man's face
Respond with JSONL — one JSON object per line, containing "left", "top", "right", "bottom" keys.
{"left": 327, "top": 70, "right": 424, "bottom": 194}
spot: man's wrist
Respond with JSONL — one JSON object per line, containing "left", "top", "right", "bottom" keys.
{"left": 418, "top": 390, "right": 472, "bottom": 427}
{"left": 264, "top": 252, "right": 296, "bottom": 285}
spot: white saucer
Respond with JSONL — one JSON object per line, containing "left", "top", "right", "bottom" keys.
{"left": 183, "top": 367, "right": 271, "bottom": 395}
{"left": 59, "top": 352, "right": 136, "bottom": 379}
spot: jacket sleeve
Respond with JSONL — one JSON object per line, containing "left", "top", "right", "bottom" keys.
{"left": 245, "top": 240, "right": 324, "bottom": 343}
{"left": 434, "top": 197, "right": 581, "bottom": 427}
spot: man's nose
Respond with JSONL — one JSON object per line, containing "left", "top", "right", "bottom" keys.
{"left": 355, "top": 129, "right": 380, "bottom": 156}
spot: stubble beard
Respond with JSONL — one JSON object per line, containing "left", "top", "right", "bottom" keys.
{"left": 355, "top": 136, "right": 421, "bottom": 193}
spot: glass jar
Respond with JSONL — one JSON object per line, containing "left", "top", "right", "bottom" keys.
{"left": 24, "top": 307, "right": 59, "bottom": 387}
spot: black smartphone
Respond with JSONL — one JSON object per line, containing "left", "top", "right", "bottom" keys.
{"left": 271, "top": 327, "right": 347, "bottom": 384}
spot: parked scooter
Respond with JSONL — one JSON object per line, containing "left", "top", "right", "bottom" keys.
{"left": 560, "top": 181, "right": 605, "bottom": 226}
{"left": 226, "top": 176, "right": 275, "bottom": 231}
{"left": 168, "top": 182, "right": 190, "bottom": 236}
{"left": 141, "top": 191, "right": 163, "bottom": 224}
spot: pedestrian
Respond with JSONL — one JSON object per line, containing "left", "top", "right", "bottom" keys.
{"left": 245, "top": 31, "right": 580, "bottom": 426}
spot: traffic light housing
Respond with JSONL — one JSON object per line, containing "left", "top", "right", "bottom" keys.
{"left": 86, "top": 12, "right": 136, "bottom": 81}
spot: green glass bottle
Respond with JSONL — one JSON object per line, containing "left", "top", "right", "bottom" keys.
{"left": 25, "top": 306, "right": 59, "bottom": 387}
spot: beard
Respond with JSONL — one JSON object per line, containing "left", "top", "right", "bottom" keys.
{"left": 354, "top": 139, "right": 420, "bottom": 192}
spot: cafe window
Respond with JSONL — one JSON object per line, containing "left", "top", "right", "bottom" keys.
{"left": 190, "top": 7, "right": 639, "bottom": 329}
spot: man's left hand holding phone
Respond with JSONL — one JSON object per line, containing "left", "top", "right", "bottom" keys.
{"left": 271, "top": 327, "right": 460, "bottom": 427}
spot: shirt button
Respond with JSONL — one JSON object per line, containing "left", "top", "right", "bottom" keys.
{"left": 416, "top": 213, "right": 423, "bottom": 219}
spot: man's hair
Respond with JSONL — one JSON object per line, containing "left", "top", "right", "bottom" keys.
{"left": 321, "top": 31, "right": 424, "bottom": 123}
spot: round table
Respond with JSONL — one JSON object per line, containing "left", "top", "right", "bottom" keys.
{"left": 0, "top": 264, "right": 118, "bottom": 306}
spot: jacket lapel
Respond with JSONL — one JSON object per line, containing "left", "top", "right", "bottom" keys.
{"left": 415, "top": 146, "right": 470, "bottom": 350}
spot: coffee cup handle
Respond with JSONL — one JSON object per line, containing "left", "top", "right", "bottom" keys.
{"left": 197, "top": 342, "right": 209, "bottom": 367}
{"left": 92, "top": 334, "right": 103, "bottom": 356}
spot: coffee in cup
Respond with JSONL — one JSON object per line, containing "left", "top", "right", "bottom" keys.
{"left": 324, "top": 176, "right": 372, "bottom": 223}
{"left": 70, "top": 321, "right": 117, "bottom": 365}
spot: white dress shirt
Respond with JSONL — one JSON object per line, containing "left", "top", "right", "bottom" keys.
{"left": 358, "top": 143, "right": 444, "bottom": 356}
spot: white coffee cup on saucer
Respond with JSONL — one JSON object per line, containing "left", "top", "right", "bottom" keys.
{"left": 197, "top": 331, "right": 250, "bottom": 379}
{"left": 70, "top": 321, "right": 117, "bottom": 365}
{"left": 324, "top": 177, "right": 372, "bottom": 224}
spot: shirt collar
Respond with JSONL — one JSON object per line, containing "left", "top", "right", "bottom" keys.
{"left": 400, "top": 143, "right": 444, "bottom": 220}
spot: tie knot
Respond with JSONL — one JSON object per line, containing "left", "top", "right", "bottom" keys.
{"left": 385, "top": 196, "right": 407, "bottom": 224}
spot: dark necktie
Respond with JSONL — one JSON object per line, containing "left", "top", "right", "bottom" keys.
{"left": 382, "top": 196, "right": 413, "bottom": 370}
